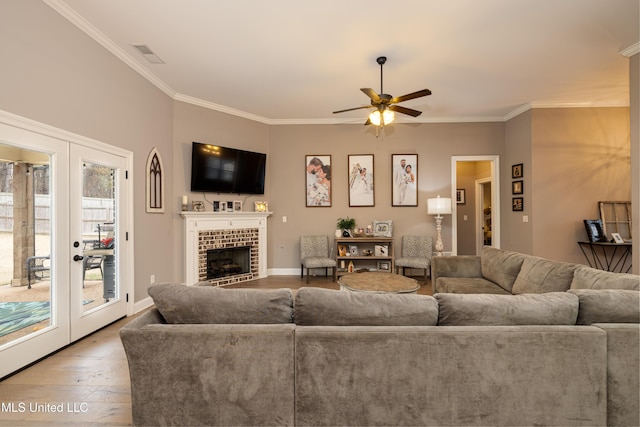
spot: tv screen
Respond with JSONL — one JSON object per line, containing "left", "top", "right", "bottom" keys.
{"left": 190, "top": 142, "right": 266, "bottom": 194}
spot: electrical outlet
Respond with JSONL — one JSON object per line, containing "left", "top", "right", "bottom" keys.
{"left": 282, "top": 216, "right": 287, "bottom": 223}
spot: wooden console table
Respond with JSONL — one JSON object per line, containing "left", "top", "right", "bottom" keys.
{"left": 335, "top": 237, "right": 394, "bottom": 280}
{"left": 577, "top": 241, "right": 632, "bottom": 273}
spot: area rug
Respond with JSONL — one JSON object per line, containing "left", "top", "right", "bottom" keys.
{"left": 0, "top": 300, "right": 93, "bottom": 337}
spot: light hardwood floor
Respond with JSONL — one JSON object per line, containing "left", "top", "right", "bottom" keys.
{"left": 0, "top": 275, "right": 431, "bottom": 426}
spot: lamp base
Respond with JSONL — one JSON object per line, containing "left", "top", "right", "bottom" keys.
{"left": 434, "top": 215, "right": 444, "bottom": 256}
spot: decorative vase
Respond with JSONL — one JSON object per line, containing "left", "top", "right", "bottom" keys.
{"left": 335, "top": 229, "right": 342, "bottom": 238}
{"left": 342, "top": 229, "right": 351, "bottom": 237}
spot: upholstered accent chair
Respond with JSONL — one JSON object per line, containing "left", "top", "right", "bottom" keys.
{"left": 395, "top": 235, "right": 433, "bottom": 282}
{"left": 300, "top": 236, "right": 336, "bottom": 283}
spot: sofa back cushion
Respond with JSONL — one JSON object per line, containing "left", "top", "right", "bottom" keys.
{"left": 512, "top": 257, "right": 578, "bottom": 294}
{"left": 294, "top": 287, "right": 438, "bottom": 326}
{"left": 568, "top": 289, "right": 640, "bottom": 324}
{"left": 435, "top": 292, "right": 579, "bottom": 325}
{"left": 481, "top": 247, "right": 527, "bottom": 293}
{"left": 148, "top": 282, "right": 294, "bottom": 324}
{"left": 570, "top": 266, "right": 640, "bottom": 290}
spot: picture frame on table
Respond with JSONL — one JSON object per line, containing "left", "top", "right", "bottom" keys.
{"left": 233, "top": 200, "right": 242, "bottom": 212}
{"left": 305, "top": 155, "right": 332, "bottom": 207}
{"left": 377, "top": 261, "right": 391, "bottom": 271}
{"left": 611, "top": 232, "right": 625, "bottom": 244}
{"left": 391, "top": 154, "right": 418, "bottom": 206}
{"left": 192, "top": 200, "right": 204, "bottom": 212}
{"left": 348, "top": 154, "right": 374, "bottom": 207}
{"left": 583, "top": 219, "right": 608, "bottom": 243}
{"left": 373, "top": 220, "right": 392, "bottom": 237}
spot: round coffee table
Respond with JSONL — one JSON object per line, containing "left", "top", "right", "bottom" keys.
{"left": 338, "top": 272, "right": 420, "bottom": 294}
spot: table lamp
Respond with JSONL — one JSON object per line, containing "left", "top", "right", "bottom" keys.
{"left": 427, "top": 195, "right": 452, "bottom": 256}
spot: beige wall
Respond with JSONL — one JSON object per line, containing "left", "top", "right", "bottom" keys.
{"left": 0, "top": 1, "right": 175, "bottom": 303}
{"left": 266, "top": 122, "right": 504, "bottom": 272}
{"left": 503, "top": 110, "right": 534, "bottom": 253}
{"left": 630, "top": 53, "right": 639, "bottom": 274}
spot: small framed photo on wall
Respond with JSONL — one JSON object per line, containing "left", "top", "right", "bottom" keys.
{"left": 392, "top": 154, "right": 418, "bottom": 206}
{"left": 305, "top": 155, "right": 331, "bottom": 207}
{"left": 512, "top": 163, "right": 523, "bottom": 179}
{"left": 348, "top": 154, "right": 374, "bottom": 207}
{"left": 512, "top": 180, "right": 523, "bottom": 195}
{"left": 456, "top": 189, "right": 466, "bottom": 204}
{"left": 512, "top": 197, "right": 524, "bottom": 211}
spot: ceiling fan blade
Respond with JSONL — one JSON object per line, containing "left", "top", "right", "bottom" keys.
{"left": 391, "top": 89, "right": 432, "bottom": 104}
{"left": 360, "top": 88, "right": 381, "bottom": 103}
{"left": 333, "top": 105, "right": 373, "bottom": 114}
{"left": 389, "top": 104, "right": 422, "bottom": 117}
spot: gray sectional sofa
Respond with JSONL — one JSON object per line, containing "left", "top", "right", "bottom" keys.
{"left": 121, "top": 270, "right": 639, "bottom": 426}
{"left": 432, "top": 246, "right": 639, "bottom": 295}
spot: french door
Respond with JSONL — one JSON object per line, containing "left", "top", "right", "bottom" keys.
{"left": 0, "top": 116, "right": 131, "bottom": 378}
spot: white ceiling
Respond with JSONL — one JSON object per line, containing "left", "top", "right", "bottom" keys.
{"left": 46, "top": 0, "right": 639, "bottom": 124}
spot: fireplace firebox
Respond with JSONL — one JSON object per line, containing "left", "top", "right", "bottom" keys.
{"left": 207, "top": 246, "right": 251, "bottom": 279}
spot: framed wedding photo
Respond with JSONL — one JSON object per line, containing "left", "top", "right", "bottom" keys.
{"left": 348, "top": 154, "right": 374, "bottom": 207}
{"left": 392, "top": 154, "right": 418, "bottom": 206}
{"left": 305, "top": 155, "right": 331, "bottom": 207}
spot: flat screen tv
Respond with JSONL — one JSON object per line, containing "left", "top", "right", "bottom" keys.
{"left": 190, "top": 142, "right": 266, "bottom": 194}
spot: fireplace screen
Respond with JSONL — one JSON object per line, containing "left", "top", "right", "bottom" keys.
{"left": 207, "top": 246, "right": 251, "bottom": 279}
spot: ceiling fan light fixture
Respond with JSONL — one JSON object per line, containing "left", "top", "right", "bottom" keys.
{"left": 369, "top": 109, "right": 395, "bottom": 126}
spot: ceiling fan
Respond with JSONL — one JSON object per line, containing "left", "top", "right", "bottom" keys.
{"left": 333, "top": 56, "right": 432, "bottom": 126}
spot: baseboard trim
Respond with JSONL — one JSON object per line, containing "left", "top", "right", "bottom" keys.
{"left": 268, "top": 268, "right": 300, "bottom": 276}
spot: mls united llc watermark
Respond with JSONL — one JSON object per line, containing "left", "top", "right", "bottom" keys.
{"left": 2, "top": 401, "right": 89, "bottom": 413}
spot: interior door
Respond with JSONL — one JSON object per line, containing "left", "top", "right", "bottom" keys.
{"left": 0, "top": 123, "right": 70, "bottom": 379}
{"left": 69, "top": 144, "right": 127, "bottom": 341}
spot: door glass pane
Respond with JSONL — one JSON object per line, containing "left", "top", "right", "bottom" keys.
{"left": 0, "top": 143, "right": 52, "bottom": 346}
{"left": 81, "top": 162, "right": 117, "bottom": 313}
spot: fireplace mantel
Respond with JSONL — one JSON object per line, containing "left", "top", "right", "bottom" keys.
{"left": 181, "top": 211, "right": 272, "bottom": 285}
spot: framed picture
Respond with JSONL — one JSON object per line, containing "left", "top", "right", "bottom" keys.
{"left": 145, "top": 147, "right": 165, "bottom": 213}
{"left": 192, "top": 200, "right": 204, "bottom": 212}
{"left": 226, "top": 201, "right": 234, "bottom": 212}
{"left": 512, "top": 180, "right": 523, "bottom": 195}
{"left": 456, "top": 189, "right": 466, "bottom": 204}
{"left": 512, "top": 163, "right": 523, "bottom": 179}
{"left": 306, "top": 155, "right": 331, "bottom": 207}
{"left": 374, "top": 244, "right": 389, "bottom": 256}
{"left": 348, "top": 154, "right": 374, "bottom": 207}
{"left": 373, "top": 220, "right": 392, "bottom": 237}
{"left": 611, "top": 232, "right": 625, "bottom": 244}
{"left": 337, "top": 245, "right": 348, "bottom": 257}
{"left": 254, "top": 201, "right": 268, "bottom": 212}
{"left": 583, "top": 219, "right": 608, "bottom": 243}
{"left": 213, "top": 201, "right": 220, "bottom": 212}
{"left": 377, "top": 261, "right": 391, "bottom": 271}
{"left": 233, "top": 200, "right": 242, "bottom": 212}
{"left": 392, "top": 154, "right": 418, "bottom": 206}
{"left": 512, "top": 197, "right": 524, "bottom": 212}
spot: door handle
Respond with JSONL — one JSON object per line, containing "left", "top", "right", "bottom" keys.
{"left": 73, "top": 254, "right": 84, "bottom": 262}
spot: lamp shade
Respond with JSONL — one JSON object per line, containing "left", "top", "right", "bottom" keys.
{"left": 427, "top": 196, "right": 452, "bottom": 215}
{"left": 369, "top": 109, "right": 395, "bottom": 126}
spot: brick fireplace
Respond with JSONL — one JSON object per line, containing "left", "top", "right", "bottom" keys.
{"left": 181, "top": 212, "right": 271, "bottom": 286}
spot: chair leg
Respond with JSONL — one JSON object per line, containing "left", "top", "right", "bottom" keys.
{"left": 301, "top": 264, "right": 304, "bottom": 279}
{"left": 306, "top": 268, "right": 310, "bottom": 284}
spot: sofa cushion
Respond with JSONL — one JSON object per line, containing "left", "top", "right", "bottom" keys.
{"left": 435, "top": 292, "right": 579, "bottom": 326}
{"left": 568, "top": 289, "right": 640, "bottom": 324}
{"left": 294, "top": 287, "right": 438, "bottom": 326}
{"left": 512, "top": 257, "right": 578, "bottom": 294}
{"left": 435, "top": 277, "right": 511, "bottom": 295}
{"left": 480, "top": 247, "right": 527, "bottom": 293}
{"left": 570, "top": 266, "right": 640, "bottom": 290}
{"left": 148, "top": 282, "right": 294, "bottom": 324}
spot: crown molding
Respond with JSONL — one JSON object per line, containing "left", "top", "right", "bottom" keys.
{"left": 173, "top": 94, "right": 270, "bottom": 124}
{"left": 43, "top": 0, "right": 175, "bottom": 98}
{"left": 620, "top": 42, "right": 640, "bottom": 57}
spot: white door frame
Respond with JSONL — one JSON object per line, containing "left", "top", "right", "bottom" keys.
{"left": 475, "top": 177, "right": 492, "bottom": 254}
{"left": 0, "top": 109, "right": 134, "bottom": 378}
{"left": 451, "top": 155, "right": 500, "bottom": 255}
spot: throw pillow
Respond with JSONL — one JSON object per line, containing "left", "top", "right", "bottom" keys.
{"left": 294, "top": 287, "right": 438, "bottom": 326}
{"left": 568, "top": 289, "right": 640, "bottom": 324}
{"left": 512, "top": 257, "right": 578, "bottom": 294}
{"left": 480, "top": 247, "right": 527, "bottom": 293}
{"left": 148, "top": 282, "right": 294, "bottom": 324}
{"left": 435, "top": 292, "right": 579, "bottom": 326}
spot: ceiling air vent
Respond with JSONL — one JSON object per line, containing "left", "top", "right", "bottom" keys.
{"left": 131, "top": 44, "right": 165, "bottom": 64}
